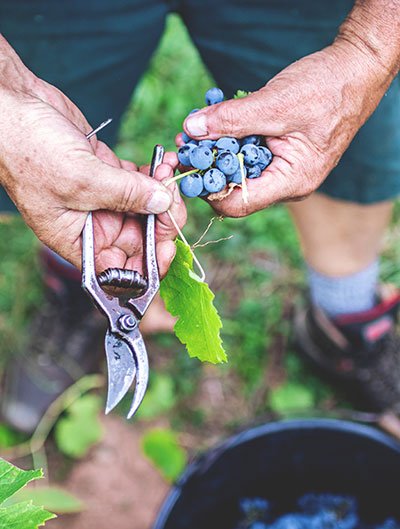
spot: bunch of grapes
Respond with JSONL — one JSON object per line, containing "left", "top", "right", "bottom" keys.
{"left": 177, "top": 87, "right": 273, "bottom": 198}
{"left": 234, "top": 494, "right": 399, "bottom": 529}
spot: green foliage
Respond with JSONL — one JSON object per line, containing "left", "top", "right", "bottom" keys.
{"left": 137, "top": 373, "right": 177, "bottom": 420}
{"left": 160, "top": 240, "right": 226, "bottom": 364}
{"left": 0, "top": 458, "right": 55, "bottom": 528}
{"left": 234, "top": 89, "right": 250, "bottom": 99}
{"left": 4, "top": 486, "right": 84, "bottom": 515}
{"left": 269, "top": 382, "right": 315, "bottom": 413}
{"left": 54, "top": 394, "right": 103, "bottom": 459}
{"left": 141, "top": 428, "right": 186, "bottom": 483}
{"left": 0, "top": 425, "right": 25, "bottom": 449}
{"left": 0, "top": 217, "right": 42, "bottom": 363}
{"left": 116, "top": 13, "right": 213, "bottom": 166}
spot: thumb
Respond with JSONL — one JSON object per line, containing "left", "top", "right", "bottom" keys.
{"left": 183, "top": 89, "right": 286, "bottom": 140}
{"left": 70, "top": 154, "right": 173, "bottom": 214}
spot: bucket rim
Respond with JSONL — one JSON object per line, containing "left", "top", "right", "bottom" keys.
{"left": 153, "top": 417, "right": 400, "bottom": 529}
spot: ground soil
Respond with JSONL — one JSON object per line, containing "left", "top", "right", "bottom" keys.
{"left": 47, "top": 415, "right": 169, "bottom": 529}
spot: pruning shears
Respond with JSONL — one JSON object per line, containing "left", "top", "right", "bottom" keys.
{"left": 81, "top": 133, "right": 163, "bottom": 419}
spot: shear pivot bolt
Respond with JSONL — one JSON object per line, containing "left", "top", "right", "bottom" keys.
{"left": 118, "top": 314, "right": 137, "bottom": 332}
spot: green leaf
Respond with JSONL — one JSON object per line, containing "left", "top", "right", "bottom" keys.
{"left": 54, "top": 394, "right": 103, "bottom": 459}
{"left": 137, "top": 373, "right": 177, "bottom": 420}
{"left": 269, "top": 382, "right": 315, "bottom": 413}
{"left": 0, "top": 459, "right": 41, "bottom": 504}
{"left": 4, "top": 486, "right": 84, "bottom": 514}
{"left": 160, "top": 240, "right": 226, "bottom": 364}
{"left": 141, "top": 428, "right": 186, "bottom": 483}
{"left": 234, "top": 89, "right": 250, "bottom": 99}
{"left": 0, "top": 458, "right": 55, "bottom": 529}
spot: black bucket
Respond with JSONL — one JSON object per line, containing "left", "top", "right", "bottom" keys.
{"left": 153, "top": 419, "right": 400, "bottom": 529}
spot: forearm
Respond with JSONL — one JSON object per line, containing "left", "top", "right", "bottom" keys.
{"left": 336, "top": 1, "right": 400, "bottom": 82}
{"left": 0, "top": 34, "right": 35, "bottom": 92}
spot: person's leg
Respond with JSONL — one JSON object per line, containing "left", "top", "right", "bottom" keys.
{"left": 288, "top": 195, "right": 393, "bottom": 277}
{"left": 181, "top": 0, "right": 400, "bottom": 411}
{"left": 0, "top": 0, "right": 168, "bottom": 432}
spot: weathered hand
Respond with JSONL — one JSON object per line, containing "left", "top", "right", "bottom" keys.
{"left": 183, "top": 40, "right": 395, "bottom": 218}
{"left": 0, "top": 35, "right": 184, "bottom": 276}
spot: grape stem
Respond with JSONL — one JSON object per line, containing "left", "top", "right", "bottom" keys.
{"left": 165, "top": 168, "right": 198, "bottom": 186}
{"left": 165, "top": 176, "right": 206, "bottom": 282}
{"left": 237, "top": 153, "right": 249, "bottom": 204}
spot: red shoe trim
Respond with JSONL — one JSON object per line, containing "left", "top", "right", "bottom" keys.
{"left": 334, "top": 293, "right": 400, "bottom": 326}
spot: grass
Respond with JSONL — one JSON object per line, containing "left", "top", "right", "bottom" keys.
{"left": 1, "top": 13, "right": 400, "bottom": 452}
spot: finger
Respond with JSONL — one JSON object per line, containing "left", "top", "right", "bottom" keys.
{"left": 121, "top": 159, "right": 138, "bottom": 171}
{"left": 209, "top": 158, "right": 301, "bottom": 217}
{"left": 162, "top": 151, "right": 179, "bottom": 170}
{"left": 65, "top": 152, "right": 173, "bottom": 215}
{"left": 95, "top": 140, "right": 123, "bottom": 168}
{"left": 183, "top": 88, "right": 287, "bottom": 140}
{"left": 156, "top": 182, "right": 187, "bottom": 240}
{"left": 175, "top": 133, "right": 185, "bottom": 147}
{"left": 156, "top": 240, "right": 177, "bottom": 278}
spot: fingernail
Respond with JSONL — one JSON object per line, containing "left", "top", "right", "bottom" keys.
{"left": 146, "top": 191, "right": 172, "bottom": 213}
{"left": 186, "top": 113, "right": 208, "bottom": 137}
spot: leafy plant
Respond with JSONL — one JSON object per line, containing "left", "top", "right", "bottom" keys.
{"left": 141, "top": 428, "right": 187, "bottom": 483}
{"left": 137, "top": 372, "right": 177, "bottom": 420}
{"left": 160, "top": 240, "right": 226, "bottom": 363}
{"left": 0, "top": 458, "right": 55, "bottom": 528}
{"left": 54, "top": 394, "right": 103, "bottom": 459}
{"left": 4, "top": 486, "right": 84, "bottom": 515}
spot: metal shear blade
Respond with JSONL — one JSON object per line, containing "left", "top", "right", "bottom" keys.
{"left": 81, "top": 144, "right": 164, "bottom": 418}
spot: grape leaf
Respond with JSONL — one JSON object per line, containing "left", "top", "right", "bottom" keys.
{"left": 160, "top": 240, "right": 226, "bottom": 364}
{"left": 269, "top": 382, "right": 315, "bottom": 413}
{"left": 54, "top": 394, "right": 103, "bottom": 459}
{"left": 141, "top": 428, "right": 186, "bottom": 483}
{"left": 0, "top": 458, "right": 55, "bottom": 529}
{"left": 4, "top": 486, "right": 84, "bottom": 514}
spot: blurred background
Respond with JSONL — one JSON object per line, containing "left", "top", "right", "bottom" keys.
{"left": 1, "top": 13, "right": 400, "bottom": 529}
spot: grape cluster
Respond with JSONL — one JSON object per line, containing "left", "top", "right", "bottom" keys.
{"left": 178, "top": 87, "right": 273, "bottom": 198}
{"left": 234, "top": 493, "right": 400, "bottom": 529}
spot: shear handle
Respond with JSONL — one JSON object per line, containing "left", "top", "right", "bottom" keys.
{"left": 127, "top": 144, "right": 164, "bottom": 317}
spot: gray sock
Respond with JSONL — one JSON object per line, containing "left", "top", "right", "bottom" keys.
{"left": 307, "top": 260, "right": 379, "bottom": 318}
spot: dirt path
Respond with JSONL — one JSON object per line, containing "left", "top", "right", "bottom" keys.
{"left": 47, "top": 415, "right": 169, "bottom": 529}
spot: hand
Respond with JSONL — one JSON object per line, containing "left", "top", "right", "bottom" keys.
{"left": 0, "top": 36, "right": 185, "bottom": 276}
{"left": 183, "top": 40, "right": 394, "bottom": 218}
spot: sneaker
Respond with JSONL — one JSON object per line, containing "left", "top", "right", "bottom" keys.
{"left": 1, "top": 254, "right": 105, "bottom": 434}
{"left": 294, "top": 290, "right": 400, "bottom": 412}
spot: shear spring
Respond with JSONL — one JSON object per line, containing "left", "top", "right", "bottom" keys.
{"left": 97, "top": 268, "right": 148, "bottom": 291}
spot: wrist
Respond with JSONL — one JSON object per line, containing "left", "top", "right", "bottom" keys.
{"left": 335, "top": 1, "right": 400, "bottom": 83}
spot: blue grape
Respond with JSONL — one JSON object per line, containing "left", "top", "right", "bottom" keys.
{"left": 239, "top": 497, "right": 270, "bottom": 516}
{"left": 179, "top": 173, "right": 204, "bottom": 198}
{"left": 205, "top": 87, "right": 225, "bottom": 105}
{"left": 376, "top": 519, "right": 400, "bottom": 529}
{"left": 216, "top": 151, "right": 239, "bottom": 176}
{"left": 178, "top": 143, "right": 197, "bottom": 166}
{"left": 189, "top": 108, "right": 200, "bottom": 115}
{"left": 189, "top": 145, "right": 214, "bottom": 170}
{"left": 242, "top": 135, "right": 261, "bottom": 146}
{"left": 203, "top": 168, "right": 226, "bottom": 193}
{"left": 240, "top": 144, "right": 260, "bottom": 166}
{"left": 229, "top": 165, "right": 247, "bottom": 184}
{"left": 249, "top": 523, "right": 268, "bottom": 529}
{"left": 199, "top": 139, "right": 217, "bottom": 149}
{"left": 271, "top": 514, "right": 308, "bottom": 529}
{"left": 216, "top": 137, "right": 240, "bottom": 154}
{"left": 247, "top": 165, "right": 262, "bottom": 179}
{"left": 258, "top": 146, "right": 273, "bottom": 170}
